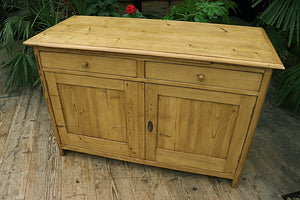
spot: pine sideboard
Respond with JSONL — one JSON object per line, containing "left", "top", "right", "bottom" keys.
{"left": 24, "top": 16, "right": 284, "bottom": 187}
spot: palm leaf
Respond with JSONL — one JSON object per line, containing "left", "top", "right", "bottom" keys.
{"left": 71, "top": 0, "right": 88, "bottom": 15}
{"left": 274, "top": 61, "right": 300, "bottom": 114}
{"left": 252, "top": 0, "right": 300, "bottom": 46}
{"left": 0, "top": 0, "right": 66, "bottom": 89}
{"left": 265, "top": 26, "right": 289, "bottom": 61}
{"left": 0, "top": 50, "right": 38, "bottom": 89}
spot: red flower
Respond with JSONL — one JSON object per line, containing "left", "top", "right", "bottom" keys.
{"left": 126, "top": 5, "right": 137, "bottom": 15}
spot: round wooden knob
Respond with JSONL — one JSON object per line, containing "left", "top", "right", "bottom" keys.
{"left": 197, "top": 73, "right": 205, "bottom": 81}
{"left": 81, "top": 62, "right": 89, "bottom": 68}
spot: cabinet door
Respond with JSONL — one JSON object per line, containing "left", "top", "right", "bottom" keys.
{"left": 145, "top": 84, "right": 256, "bottom": 174}
{"left": 45, "top": 72, "right": 144, "bottom": 159}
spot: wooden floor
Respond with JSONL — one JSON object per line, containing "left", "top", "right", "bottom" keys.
{"left": 0, "top": 85, "right": 299, "bottom": 199}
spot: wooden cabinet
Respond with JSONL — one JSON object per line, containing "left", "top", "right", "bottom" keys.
{"left": 24, "top": 16, "right": 284, "bottom": 187}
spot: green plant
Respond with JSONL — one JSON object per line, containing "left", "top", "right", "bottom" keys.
{"left": 1, "top": 47, "right": 38, "bottom": 89}
{"left": 86, "top": 0, "right": 119, "bottom": 17}
{"left": 0, "top": 2, "right": 7, "bottom": 28}
{"left": 274, "top": 45, "right": 300, "bottom": 113}
{"left": 264, "top": 26, "right": 289, "bottom": 61}
{"left": 163, "top": 0, "right": 237, "bottom": 24}
{"left": 71, "top": 0, "right": 88, "bottom": 15}
{"left": 123, "top": 11, "right": 144, "bottom": 18}
{"left": 252, "top": 0, "right": 300, "bottom": 113}
{"left": 1, "top": 14, "right": 37, "bottom": 88}
{"left": 0, "top": 0, "right": 15, "bottom": 36}
{"left": 31, "top": 0, "right": 66, "bottom": 27}
{"left": 0, "top": 0, "right": 67, "bottom": 89}
{"left": 252, "top": 0, "right": 299, "bottom": 46}
{"left": 0, "top": 0, "right": 122, "bottom": 89}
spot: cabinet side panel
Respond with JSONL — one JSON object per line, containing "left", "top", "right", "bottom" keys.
{"left": 33, "top": 47, "right": 64, "bottom": 155}
{"left": 231, "top": 69, "right": 273, "bottom": 188}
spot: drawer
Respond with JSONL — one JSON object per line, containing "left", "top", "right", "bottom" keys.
{"left": 40, "top": 51, "right": 137, "bottom": 77}
{"left": 145, "top": 62, "right": 263, "bottom": 91}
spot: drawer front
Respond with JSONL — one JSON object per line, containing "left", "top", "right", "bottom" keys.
{"left": 146, "top": 62, "right": 263, "bottom": 91}
{"left": 40, "top": 51, "right": 137, "bottom": 77}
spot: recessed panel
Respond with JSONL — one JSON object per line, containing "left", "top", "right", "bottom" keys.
{"left": 157, "top": 95, "right": 239, "bottom": 159}
{"left": 58, "top": 84, "right": 127, "bottom": 142}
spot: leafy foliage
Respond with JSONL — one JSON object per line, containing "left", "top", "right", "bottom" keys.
{"left": 274, "top": 46, "right": 300, "bottom": 113}
{"left": 1, "top": 15, "right": 37, "bottom": 89}
{"left": 86, "top": 0, "right": 119, "bottom": 17}
{"left": 0, "top": 0, "right": 121, "bottom": 89}
{"left": 264, "top": 26, "right": 289, "bottom": 61}
{"left": 123, "top": 11, "right": 145, "bottom": 18}
{"left": 252, "top": 0, "right": 300, "bottom": 113}
{"left": 0, "top": 1, "right": 15, "bottom": 38}
{"left": 1, "top": 48, "right": 38, "bottom": 89}
{"left": 163, "top": 0, "right": 237, "bottom": 24}
{"left": 252, "top": 0, "right": 300, "bottom": 46}
{"left": 30, "top": 0, "right": 66, "bottom": 28}
{"left": 0, "top": 3, "right": 7, "bottom": 30}
{"left": 0, "top": 0, "right": 67, "bottom": 89}
{"left": 71, "top": 0, "right": 88, "bottom": 15}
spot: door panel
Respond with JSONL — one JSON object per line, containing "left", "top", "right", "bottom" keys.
{"left": 146, "top": 84, "right": 256, "bottom": 174}
{"left": 157, "top": 96, "right": 239, "bottom": 159}
{"left": 58, "top": 84, "right": 127, "bottom": 142}
{"left": 45, "top": 72, "right": 144, "bottom": 159}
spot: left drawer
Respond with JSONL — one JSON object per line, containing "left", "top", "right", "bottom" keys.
{"left": 39, "top": 51, "right": 137, "bottom": 77}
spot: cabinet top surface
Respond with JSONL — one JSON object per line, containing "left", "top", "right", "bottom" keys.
{"left": 24, "top": 16, "right": 284, "bottom": 69}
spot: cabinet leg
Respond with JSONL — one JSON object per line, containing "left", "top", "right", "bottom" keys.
{"left": 231, "top": 177, "right": 239, "bottom": 188}
{"left": 59, "top": 148, "right": 65, "bottom": 156}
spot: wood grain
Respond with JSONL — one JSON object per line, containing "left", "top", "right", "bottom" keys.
{"left": 224, "top": 95, "right": 257, "bottom": 174}
{"left": 45, "top": 72, "right": 145, "bottom": 160}
{"left": 24, "top": 17, "right": 285, "bottom": 187}
{"left": 40, "top": 51, "right": 137, "bottom": 77}
{"left": 0, "top": 86, "right": 299, "bottom": 199}
{"left": 0, "top": 89, "right": 41, "bottom": 199}
{"left": 61, "top": 144, "right": 234, "bottom": 180}
{"left": 24, "top": 16, "right": 284, "bottom": 69}
{"left": 43, "top": 66, "right": 260, "bottom": 96}
{"left": 54, "top": 73, "right": 125, "bottom": 91}
{"left": 145, "top": 83, "right": 256, "bottom": 177}
{"left": 156, "top": 149, "right": 226, "bottom": 172}
{"left": 231, "top": 69, "right": 273, "bottom": 187}
{"left": 157, "top": 96, "right": 239, "bottom": 158}
{"left": 58, "top": 84, "right": 127, "bottom": 142}
{"left": 146, "top": 61, "right": 263, "bottom": 91}
{"left": 37, "top": 46, "right": 266, "bottom": 73}
{"left": 124, "top": 81, "right": 145, "bottom": 159}
{"left": 126, "top": 163, "right": 171, "bottom": 200}
{"left": 0, "top": 93, "right": 19, "bottom": 169}
{"left": 145, "top": 84, "right": 158, "bottom": 161}
{"left": 25, "top": 119, "right": 62, "bottom": 200}
{"left": 61, "top": 152, "right": 97, "bottom": 199}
